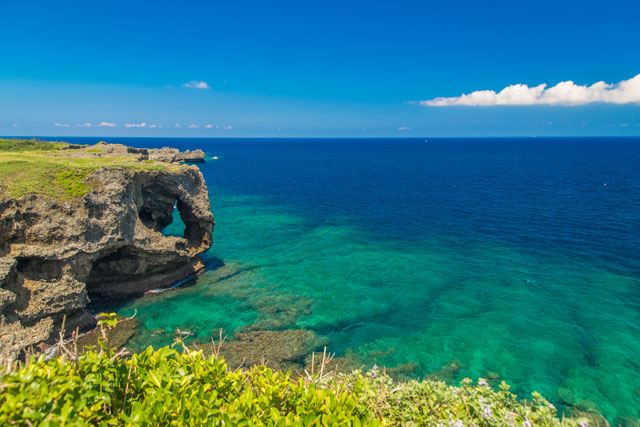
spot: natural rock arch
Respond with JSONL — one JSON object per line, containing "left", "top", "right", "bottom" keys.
{"left": 0, "top": 164, "right": 214, "bottom": 362}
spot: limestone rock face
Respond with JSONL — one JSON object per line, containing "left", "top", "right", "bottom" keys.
{"left": 56, "top": 142, "right": 206, "bottom": 163}
{"left": 148, "top": 147, "right": 206, "bottom": 163}
{"left": 180, "top": 149, "right": 206, "bottom": 162}
{"left": 0, "top": 161, "right": 214, "bottom": 362}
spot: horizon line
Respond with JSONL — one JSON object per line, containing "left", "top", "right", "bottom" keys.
{"left": 4, "top": 135, "right": 640, "bottom": 140}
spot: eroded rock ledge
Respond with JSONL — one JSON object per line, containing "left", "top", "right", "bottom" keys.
{"left": 57, "top": 142, "right": 206, "bottom": 162}
{"left": 0, "top": 143, "right": 214, "bottom": 362}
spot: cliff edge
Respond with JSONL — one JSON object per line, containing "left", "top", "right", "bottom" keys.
{"left": 0, "top": 139, "right": 214, "bottom": 361}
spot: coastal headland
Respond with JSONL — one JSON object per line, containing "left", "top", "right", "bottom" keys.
{"left": 0, "top": 139, "right": 213, "bottom": 362}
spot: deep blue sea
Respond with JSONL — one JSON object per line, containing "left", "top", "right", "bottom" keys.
{"left": 66, "top": 137, "right": 640, "bottom": 421}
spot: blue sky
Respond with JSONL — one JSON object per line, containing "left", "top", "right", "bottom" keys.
{"left": 2, "top": 0, "right": 639, "bottom": 137}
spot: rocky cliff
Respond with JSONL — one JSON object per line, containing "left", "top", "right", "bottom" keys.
{"left": 0, "top": 142, "right": 214, "bottom": 362}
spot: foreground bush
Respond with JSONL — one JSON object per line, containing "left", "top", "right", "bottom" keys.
{"left": 0, "top": 347, "right": 374, "bottom": 426}
{"left": 340, "top": 369, "right": 585, "bottom": 426}
{"left": 0, "top": 346, "right": 587, "bottom": 426}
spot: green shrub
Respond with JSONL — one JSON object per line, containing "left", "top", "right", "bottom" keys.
{"left": 333, "top": 369, "right": 586, "bottom": 426}
{"left": 0, "top": 346, "right": 589, "bottom": 426}
{"left": 0, "top": 347, "right": 377, "bottom": 426}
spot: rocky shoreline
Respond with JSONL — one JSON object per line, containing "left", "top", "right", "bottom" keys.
{"left": 0, "top": 141, "right": 214, "bottom": 362}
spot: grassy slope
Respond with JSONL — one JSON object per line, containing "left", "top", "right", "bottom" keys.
{"left": 0, "top": 138, "right": 169, "bottom": 200}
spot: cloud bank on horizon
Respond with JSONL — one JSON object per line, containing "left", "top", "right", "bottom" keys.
{"left": 421, "top": 74, "right": 640, "bottom": 106}
{"left": 53, "top": 121, "right": 230, "bottom": 130}
{"left": 55, "top": 122, "right": 117, "bottom": 128}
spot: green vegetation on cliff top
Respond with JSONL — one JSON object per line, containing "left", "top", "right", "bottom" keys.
{"left": 0, "top": 138, "right": 170, "bottom": 200}
{"left": 0, "top": 137, "right": 67, "bottom": 152}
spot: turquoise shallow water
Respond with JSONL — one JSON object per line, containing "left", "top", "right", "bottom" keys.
{"left": 83, "top": 137, "right": 640, "bottom": 422}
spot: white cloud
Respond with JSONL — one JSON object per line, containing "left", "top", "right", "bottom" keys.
{"left": 204, "top": 124, "right": 214, "bottom": 128}
{"left": 397, "top": 126, "right": 412, "bottom": 131}
{"left": 188, "top": 124, "right": 200, "bottom": 128}
{"left": 420, "top": 73, "right": 640, "bottom": 106}
{"left": 56, "top": 121, "right": 117, "bottom": 127}
{"left": 12, "top": 123, "right": 18, "bottom": 127}
{"left": 125, "top": 122, "right": 147, "bottom": 128}
{"left": 182, "top": 80, "right": 210, "bottom": 89}
{"left": 223, "top": 125, "right": 232, "bottom": 130}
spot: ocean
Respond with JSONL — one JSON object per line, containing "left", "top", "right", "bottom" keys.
{"left": 66, "top": 137, "right": 639, "bottom": 421}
